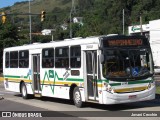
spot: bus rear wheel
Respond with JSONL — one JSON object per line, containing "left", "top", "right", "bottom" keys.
{"left": 21, "top": 83, "right": 28, "bottom": 99}
{"left": 73, "top": 87, "right": 83, "bottom": 108}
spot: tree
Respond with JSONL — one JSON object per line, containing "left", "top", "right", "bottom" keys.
{"left": 0, "top": 21, "right": 19, "bottom": 70}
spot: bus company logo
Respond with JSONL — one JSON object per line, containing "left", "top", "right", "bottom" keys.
{"left": 2, "top": 112, "right": 11, "bottom": 117}
{"left": 63, "top": 70, "right": 70, "bottom": 80}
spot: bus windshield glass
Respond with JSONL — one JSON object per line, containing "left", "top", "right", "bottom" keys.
{"left": 102, "top": 48, "right": 153, "bottom": 80}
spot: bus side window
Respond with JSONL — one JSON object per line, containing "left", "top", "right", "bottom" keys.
{"left": 5, "top": 52, "right": 10, "bottom": 68}
{"left": 19, "top": 50, "right": 29, "bottom": 68}
{"left": 55, "top": 47, "right": 69, "bottom": 68}
{"left": 42, "top": 48, "right": 54, "bottom": 68}
{"left": 10, "top": 51, "right": 18, "bottom": 68}
{"left": 70, "top": 46, "right": 81, "bottom": 68}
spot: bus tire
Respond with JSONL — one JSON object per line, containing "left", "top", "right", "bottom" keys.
{"left": 73, "top": 87, "right": 83, "bottom": 108}
{"left": 21, "top": 83, "right": 28, "bottom": 99}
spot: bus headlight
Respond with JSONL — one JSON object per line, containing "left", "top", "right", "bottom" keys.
{"left": 108, "top": 85, "right": 114, "bottom": 93}
{"left": 147, "top": 81, "right": 155, "bottom": 89}
{"left": 148, "top": 83, "right": 151, "bottom": 89}
{"left": 103, "top": 82, "right": 114, "bottom": 93}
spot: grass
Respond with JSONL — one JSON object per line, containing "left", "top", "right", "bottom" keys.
{"left": 156, "top": 86, "right": 160, "bottom": 94}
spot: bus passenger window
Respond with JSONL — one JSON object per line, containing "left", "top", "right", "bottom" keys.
{"left": 5, "top": 52, "right": 9, "bottom": 68}
{"left": 42, "top": 48, "right": 54, "bottom": 68}
{"left": 70, "top": 46, "right": 81, "bottom": 68}
{"left": 10, "top": 51, "right": 18, "bottom": 68}
{"left": 55, "top": 47, "right": 69, "bottom": 68}
{"left": 19, "top": 50, "right": 29, "bottom": 68}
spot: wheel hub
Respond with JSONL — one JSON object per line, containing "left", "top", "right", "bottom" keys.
{"left": 75, "top": 91, "right": 81, "bottom": 104}
{"left": 22, "top": 86, "right": 26, "bottom": 97}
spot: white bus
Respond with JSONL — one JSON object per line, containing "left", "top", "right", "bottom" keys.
{"left": 150, "top": 44, "right": 160, "bottom": 74}
{"left": 3, "top": 35, "right": 155, "bottom": 107}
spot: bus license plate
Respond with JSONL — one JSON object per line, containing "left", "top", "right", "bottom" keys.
{"left": 129, "top": 95, "right": 137, "bottom": 99}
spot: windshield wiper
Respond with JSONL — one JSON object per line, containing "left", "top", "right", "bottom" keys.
{"left": 138, "top": 67, "right": 150, "bottom": 76}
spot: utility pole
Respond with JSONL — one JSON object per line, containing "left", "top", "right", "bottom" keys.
{"left": 51, "top": 29, "right": 56, "bottom": 41}
{"left": 123, "top": 9, "right": 125, "bottom": 35}
{"left": 140, "top": 12, "right": 143, "bottom": 35}
{"left": 69, "top": 11, "right": 72, "bottom": 38}
{"left": 29, "top": 0, "right": 32, "bottom": 43}
{"left": 70, "top": 0, "right": 77, "bottom": 38}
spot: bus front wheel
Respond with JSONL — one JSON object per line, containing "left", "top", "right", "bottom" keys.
{"left": 21, "top": 83, "right": 28, "bottom": 99}
{"left": 73, "top": 87, "right": 83, "bottom": 108}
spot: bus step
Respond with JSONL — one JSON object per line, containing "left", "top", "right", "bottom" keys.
{"left": 34, "top": 93, "right": 42, "bottom": 97}
{"left": 87, "top": 100, "right": 99, "bottom": 103}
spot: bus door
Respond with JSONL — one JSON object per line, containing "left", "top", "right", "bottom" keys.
{"left": 85, "top": 51, "right": 98, "bottom": 101}
{"left": 32, "top": 54, "right": 41, "bottom": 97}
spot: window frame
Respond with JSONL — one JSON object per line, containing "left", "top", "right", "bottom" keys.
{"left": 70, "top": 45, "right": 81, "bottom": 68}
{"left": 5, "top": 52, "right": 10, "bottom": 68}
{"left": 19, "top": 50, "right": 29, "bottom": 68}
{"left": 10, "top": 51, "right": 18, "bottom": 68}
{"left": 55, "top": 46, "right": 69, "bottom": 68}
{"left": 42, "top": 48, "right": 54, "bottom": 68}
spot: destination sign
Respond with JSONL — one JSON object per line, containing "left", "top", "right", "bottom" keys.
{"left": 103, "top": 39, "right": 145, "bottom": 47}
{"left": 108, "top": 39, "right": 143, "bottom": 46}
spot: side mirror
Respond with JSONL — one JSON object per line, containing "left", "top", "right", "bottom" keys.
{"left": 99, "top": 54, "right": 104, "bottom": 64}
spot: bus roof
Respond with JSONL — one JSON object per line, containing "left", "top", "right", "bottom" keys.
{"left": 4, "top": 34, "right": 147, "bottom": 52}
{"left": 3, "top": 36, "right": 100, "bottom": 52}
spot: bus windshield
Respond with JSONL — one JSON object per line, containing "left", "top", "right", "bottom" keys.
{"left": 102, "top": 48, "right": 153, "bottom": 80}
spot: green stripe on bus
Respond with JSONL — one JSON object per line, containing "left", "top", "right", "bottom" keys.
{"left": 4, "top": 74, "right": 30, "bottom": 79}
{"left": 128, "top": 80, "right": 152, "bottom": 84}
{"left": 101, "top": 79, "right": 109, "bottom": 83}
{"left": 110, "top": 80, "right": 152, "bottom": 86}
{"left": 66, "top": 78, "right": 83, "bottom": 82}
{"left": 110, "top": 83, "right": 121, "bottom": 86}
{"left": 4, "top": 75, "right": 21, "bottom": 78}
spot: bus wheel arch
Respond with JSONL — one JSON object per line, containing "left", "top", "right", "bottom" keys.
{"left": 20, "top": 80, "right": 25, "bottom": 93}
{"left": 69, "top": 83, "right": 77, "bottom": 101}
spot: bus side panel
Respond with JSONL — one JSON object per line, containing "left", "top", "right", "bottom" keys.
{"left": 4, "top": 80, "right": 19, "bottom": 92}
{"left": 26, "top": 83, "right": 34, "bottom": 94}
{"left": 40, "top": 68, "right": 70, "bottom": 99}
{"left": 3, "top": 68, "right": 32, "bottom": 93}
{"left": 40, "top": 68, "right": 84, "bottom": 100}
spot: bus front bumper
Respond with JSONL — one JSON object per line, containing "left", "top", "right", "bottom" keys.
{"left": 102, "top": 86, "right": 156, "bottom": 104}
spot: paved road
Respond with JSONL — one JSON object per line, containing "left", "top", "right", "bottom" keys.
{"left": 0, "top": 94, "right": 84, "bottom": 120}
{"left": 0, "top": 81, "right": 160, "bottom": 120}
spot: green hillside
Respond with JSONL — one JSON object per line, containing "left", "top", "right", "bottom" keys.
{"left": 1, "top": 0, "right": 160, "bottom": 42}
{"left": 1, "top": 0, "right": 160, "bottom": 69}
